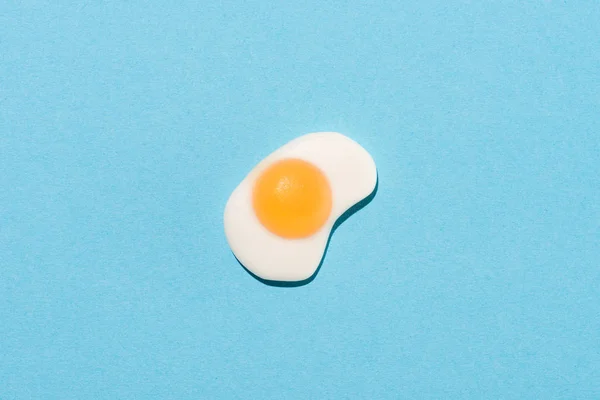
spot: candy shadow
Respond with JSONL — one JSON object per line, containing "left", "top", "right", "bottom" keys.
{"left": 234, "top": 176, "right": 379, "bottom": 287}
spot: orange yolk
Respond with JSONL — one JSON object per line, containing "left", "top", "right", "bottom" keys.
{"left": 252, "top": 158, "right": 332, "bottom": 239}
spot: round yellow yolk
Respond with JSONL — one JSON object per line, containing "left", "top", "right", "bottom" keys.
{"left": 252, "top": 158, "right": 333, "bottom": 239}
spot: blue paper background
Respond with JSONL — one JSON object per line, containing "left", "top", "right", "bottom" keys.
{"left": 1, "top": 1, "right": 599, "bottom": 399}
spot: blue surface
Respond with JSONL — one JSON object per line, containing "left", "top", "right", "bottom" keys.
{"left": 1, "top": 1, "right": 599, "bottom": 399}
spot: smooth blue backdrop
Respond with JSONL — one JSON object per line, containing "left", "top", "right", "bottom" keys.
{"left": 1, "top": 1, "right": 599, "bottom": 399}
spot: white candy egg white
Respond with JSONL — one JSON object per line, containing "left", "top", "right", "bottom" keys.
{"left": 224, "top": 132, "right": 377, "bottom": 282}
